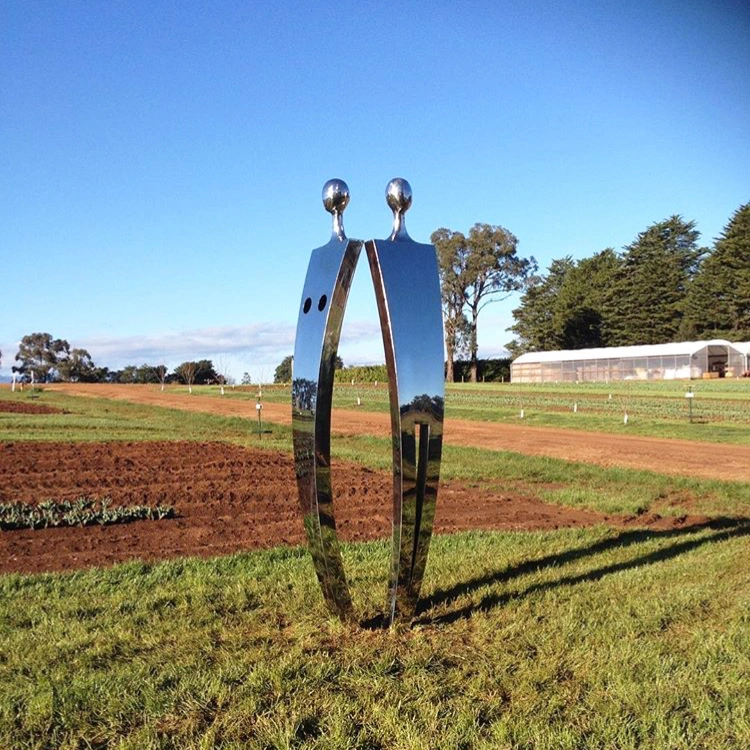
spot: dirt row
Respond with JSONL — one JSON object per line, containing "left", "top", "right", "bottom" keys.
{"left": 0, "top": 440, "right": 706, "bottom": 575}
{"left": 0, "top": 400, "right": 65, "bottom": 415}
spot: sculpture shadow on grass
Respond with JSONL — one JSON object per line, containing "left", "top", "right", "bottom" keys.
{"left": 413, "top": 517, "right": 750, "bottom": 627}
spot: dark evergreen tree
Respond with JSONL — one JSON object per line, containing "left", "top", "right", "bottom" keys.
{"left": 274, "top": 355, "right": 293, "bottom": 383}
{"left": 507, "top": 257, "right": 575, "bottom": 356}
{"left": 555, "top": 249, "right": 621, "bottom": 349}
{"left": 603, "top": 216, "right": 704, "bottom": 346}
{"left": 682, "top": 203, "right": 750, "bottom": 340}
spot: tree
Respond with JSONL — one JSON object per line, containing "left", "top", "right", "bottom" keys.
{"left": 433, "top": 224, "right": 535, "bottom": 382}
{"left": 175, "top": 361, "right": 198, "bottom": 393}
{"left": 13, "top": 333, "right": 69, "bottom": 382}
{"left": 275, "top": 355, "right": 293, "bottom": 384}
{"left": 215, "top": 356, "right": 231, "bottom": 394}
{"left": 432, "top": 228, "right": 471, "bottom": 382}
{"left": 507, "top": 257, "right": 575, "bottom": 356}
{"left": 554, "top": 249, "right": 621, "bottom": 349}
{"left": 56, "top": 348, "right": 97, "bottom": 382}
{"left": 603, "top": 216, "right": 704, "bottom": 346}
{"left": 170, "top": 360, "right": 218, "bottom": 391}
{"left": 241, "top": 372, "right": 253, "bottom": 385}
{"left": 152, "top": 364, "right": 168, "bottom": 391}
{"left": 275, "top": 355, "right": 342, "bottom": 384}
{"left": 682, "top": 203, "right": 750, "bottom": 340}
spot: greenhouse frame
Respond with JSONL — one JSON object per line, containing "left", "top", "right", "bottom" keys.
{"left": 510, "top": 340, "right": 749, "bottom": 383}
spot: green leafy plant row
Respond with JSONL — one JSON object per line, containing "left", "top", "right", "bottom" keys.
{"left": 0, "top": 497, "right": 175, "bottom": 530}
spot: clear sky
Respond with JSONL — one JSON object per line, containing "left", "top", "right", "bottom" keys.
{"left": 1, "top": 0, "right": 748, "bottom": 382}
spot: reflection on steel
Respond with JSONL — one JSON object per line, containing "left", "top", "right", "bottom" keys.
{"left": 292, "top": 178, "right": 444, "bottom": 624}
{"left": 292, "top": 179, "right": 361, "bottom": 621}
{"left": 366, "top": 178, "right": 444, "bottom": 622}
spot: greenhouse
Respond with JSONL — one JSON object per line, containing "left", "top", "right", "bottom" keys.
{"left": 511, "top": 340, "right": 748, "bottom": 383}
{"left": 733, "top": 342, "right": 750, "bottom": 375}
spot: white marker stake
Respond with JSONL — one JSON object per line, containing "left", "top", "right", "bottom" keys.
{"left": 623, "top": 413, "right": 628, "bottom": 425}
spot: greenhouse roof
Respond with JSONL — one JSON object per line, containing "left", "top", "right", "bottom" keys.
{"left": 512, "top": 339, "right": 744, "bottom": 365}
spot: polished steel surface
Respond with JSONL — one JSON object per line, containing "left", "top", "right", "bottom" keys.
{"left": 385, "top": 177, "right": 413, "bottom": 241}
{"left": 292, "top": 179, "right": 361, "bottom": 620}
{"left": 366, "top": 178, "right": 444, "bottom": 622}
{"left": 321, "top": 178, "right": 350, "bottom": 240}
{"left": 292, "top": 178, "right": 444, "bottom": 625}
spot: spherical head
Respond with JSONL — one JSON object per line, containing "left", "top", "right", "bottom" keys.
{"left": 322, "top": 179, "right": 350, "bottom": 215}
{"left": 385, "top": 178, "right": 413, "bottom": 214}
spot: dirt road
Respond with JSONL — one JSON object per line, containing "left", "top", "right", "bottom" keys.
{"left": 46, "top": 383, "right": 750, "bottom": 483}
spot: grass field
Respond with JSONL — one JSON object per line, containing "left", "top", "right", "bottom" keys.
{"left": 1, "top": 385, "right": 750, "bottom": 748}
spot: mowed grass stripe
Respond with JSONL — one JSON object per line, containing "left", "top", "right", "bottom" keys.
{"left": 1, "top": 388, "right": 750, "bottom": 747}
{"left": 1, "top": 526, "right": 749, "bottom": 748}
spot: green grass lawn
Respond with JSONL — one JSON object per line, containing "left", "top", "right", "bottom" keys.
{"left": 2, "top": 525, "right": 749, "bottom": 749}
{"left": 0, "top": 389, "right": 292, "bottom": 451}
{"left": 2, "top": 386, "right": 750, "bottom": 748}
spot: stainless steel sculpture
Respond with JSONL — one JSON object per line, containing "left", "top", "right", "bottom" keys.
{"left": 292, "top": 178, "right": 444, "bottom": 624}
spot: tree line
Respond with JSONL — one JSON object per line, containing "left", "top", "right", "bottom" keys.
{"left": 7, "top": 332, "right": 232, "bottom": 388}
{"left": 9, "top": 204, "right": 746, "bottom": 388}
{"left": 507, "top": 203, "right": 750, "bottom": 356}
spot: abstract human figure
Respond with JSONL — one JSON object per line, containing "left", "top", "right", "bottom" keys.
{"left": 365, "top": 179, "right": 445, "bottom": 621}
{"left": 292, "top": 178, "right": 444, "bottom": 624}
{"left": 292, "top": 179, "right": 362, "bottom": 621}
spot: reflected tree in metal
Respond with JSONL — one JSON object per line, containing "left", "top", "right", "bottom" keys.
{"left": 292, "top": 178, "right": 444, "bottom": 624}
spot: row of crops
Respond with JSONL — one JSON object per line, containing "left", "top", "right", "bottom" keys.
{"left": 0, "top": 498, "right": 175, "bottom": 530}
{"left": 448, "top": 389, "right": 750, "bottom": 423}
{"left": 326, "top": 380, "right": 750, "bottom": 424}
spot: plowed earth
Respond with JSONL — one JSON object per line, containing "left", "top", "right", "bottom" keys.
{"left": 0, "top": 401, "right": 64, "bottom": 414}
{"left": 0, "top": 441, "right": 706, "bottom": 575}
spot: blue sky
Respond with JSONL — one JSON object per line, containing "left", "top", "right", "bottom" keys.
{"left": 1, "top": 0, "right": 748, "bottom": 382}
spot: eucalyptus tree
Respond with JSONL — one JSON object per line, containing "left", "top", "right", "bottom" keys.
{"left": 56, "top": 348, "right": 97, "bottom": 382}
{"left": 432, "top": 228, "right": 470, "bottom": 382}
{"left": 433, "top": 223, "right": 536, "bottom": 382}
{"left": 13, "top": 332, "right": 69, "bottom": 382}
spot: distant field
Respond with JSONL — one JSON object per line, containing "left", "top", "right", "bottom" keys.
{"left": 191, "top": 378, "right": 750, "bottom": 443}
{"left": 1, "top": 384, "right": 749, "bottom": 748}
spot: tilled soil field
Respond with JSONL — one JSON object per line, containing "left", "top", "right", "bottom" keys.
{"left": 0, "top": 441, "right": 701, "bottom": 575}
{"left": 0, "top": 401, "right": 65, "bottom": 415}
